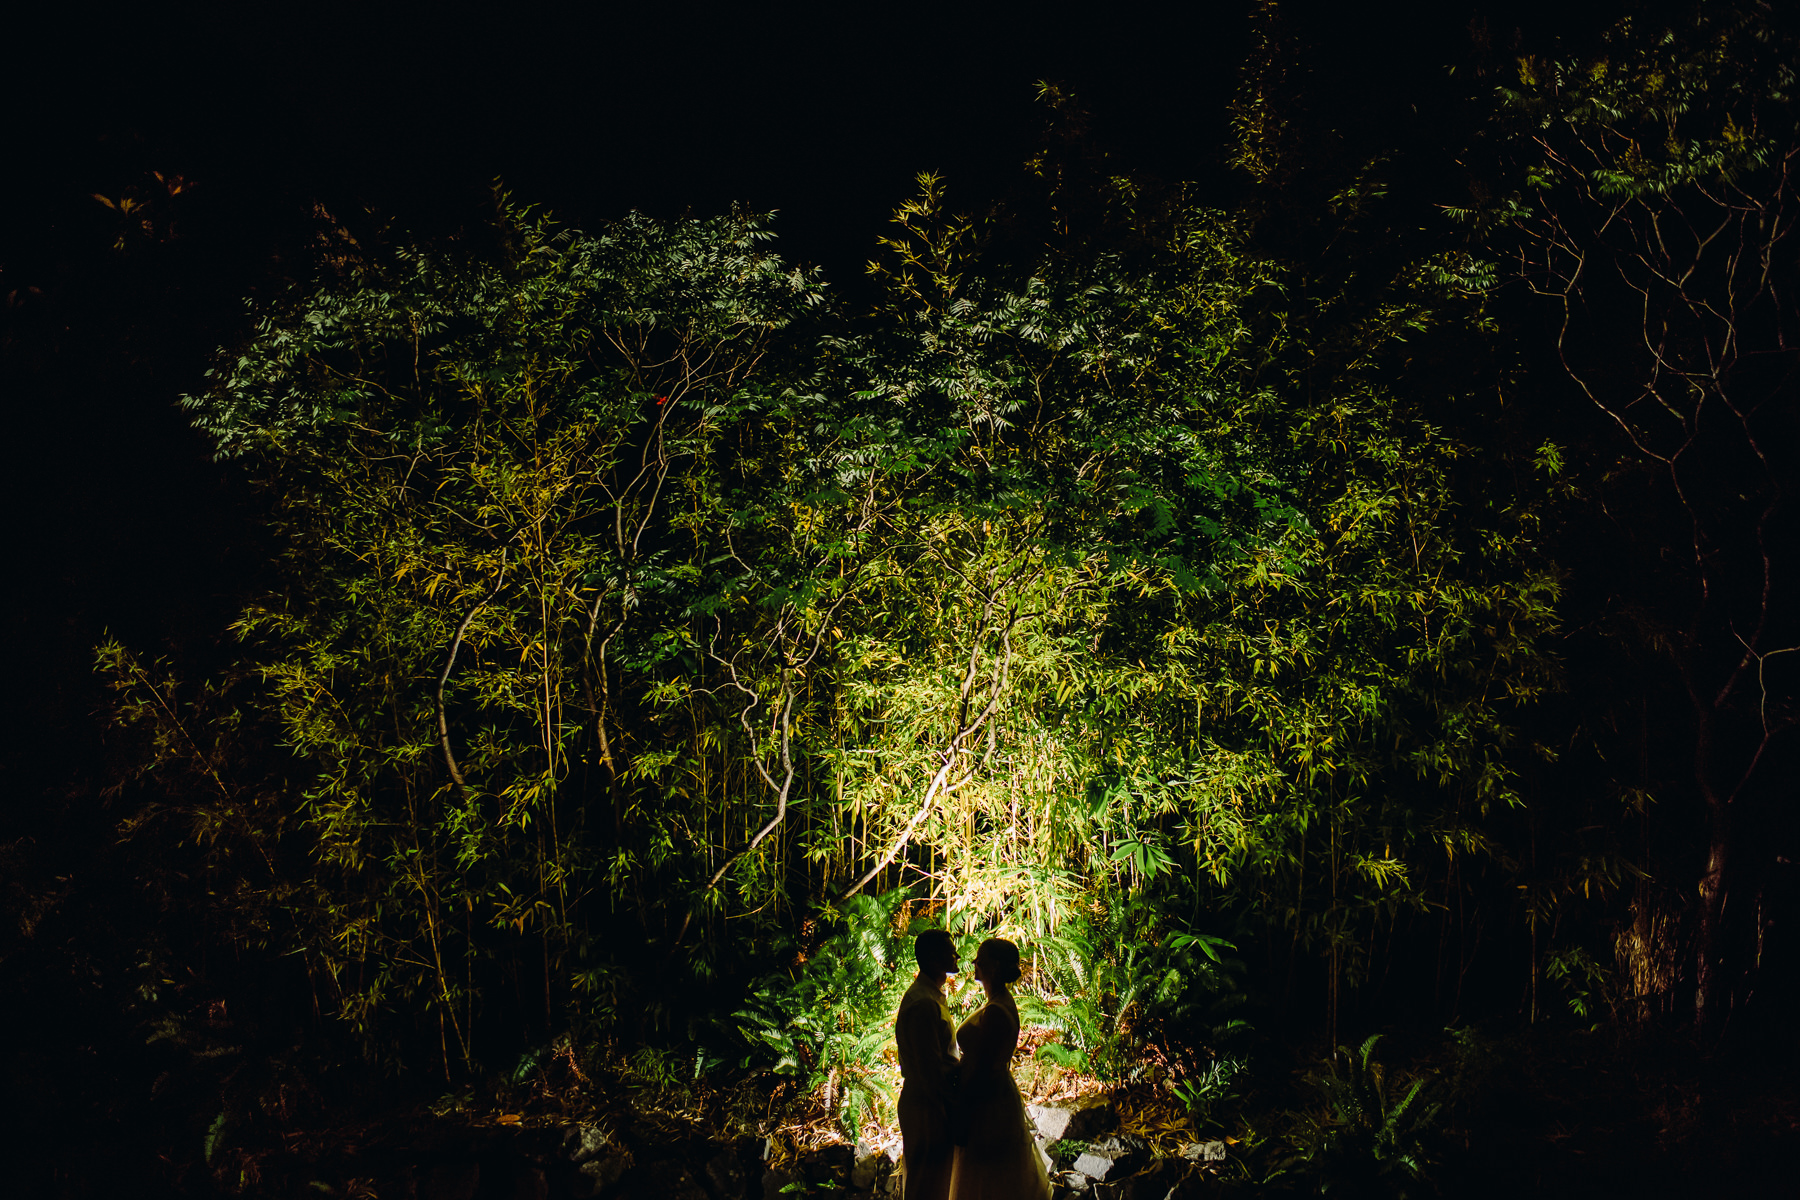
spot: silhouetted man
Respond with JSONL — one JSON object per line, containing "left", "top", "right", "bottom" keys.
{"left": 895, "top": 929, "right": 959, "bottom": 1200}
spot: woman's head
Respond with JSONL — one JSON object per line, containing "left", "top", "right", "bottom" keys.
{"left": 974, "top": 937, "right": 1022, "bottom": 986}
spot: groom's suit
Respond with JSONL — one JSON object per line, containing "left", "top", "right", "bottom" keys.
{"left": 895, "top": 976, "right": 960, "bottom": 1200}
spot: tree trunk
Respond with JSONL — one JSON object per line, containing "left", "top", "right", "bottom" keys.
{"left": 1694, "top": 813, "right": 1730, "bottom": 1030}
{"left": 1692, "top": 709, "right": 1731, "bottom": 1031}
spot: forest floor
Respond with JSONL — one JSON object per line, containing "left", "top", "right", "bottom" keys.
{"left": 256, "top": 1023, "right": 1798, "bottom": 1199}
{"left": 1426, "top": 1024, "right": 1800, "bottom": 1197}
{"left": 22, "top": 1019, "right": 1800, "bottom": 1197}
{"left": 1213, "top": 1019, "right": 1800, "bottom": 1197}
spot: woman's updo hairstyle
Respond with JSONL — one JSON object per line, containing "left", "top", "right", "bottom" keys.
{"left": 977, "top": 937, "right": 1022, "bottom": 985}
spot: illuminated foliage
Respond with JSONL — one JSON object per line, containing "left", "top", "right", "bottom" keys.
{"left": 99, "top": 48, "right": 1575, "bottom": 1075}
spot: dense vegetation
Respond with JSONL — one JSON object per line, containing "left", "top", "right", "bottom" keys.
{"left": 5, "top": 2, "right": 1797, "bottom": 1196}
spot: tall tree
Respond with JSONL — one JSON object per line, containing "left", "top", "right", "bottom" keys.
{"left": 1491, "top": 1, "right": 1800, "bottom": 1028}
{"left": 104, "top": 204, "right": 839, "bottom": 1064}
{"left": 1177, "top": 4, "right": 1570, "bottom": 1030}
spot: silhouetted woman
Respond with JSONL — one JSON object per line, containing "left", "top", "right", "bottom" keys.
{"left": 948, "top": 937, "right": 1051, "bottom": 1200}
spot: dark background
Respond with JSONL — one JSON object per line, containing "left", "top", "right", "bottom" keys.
{"left": 2, "top": 0, "right": 1265, "bottom": 765}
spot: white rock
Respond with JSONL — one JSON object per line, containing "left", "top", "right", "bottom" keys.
{"left": 1179, "top": 1140, "right": 1228, "bottom": 1162}
{"left": 1028, "top": 1104, "right": 1075, "bottom": 1142}
{"left": 567, "top": 1124, "right": 610, "bottom": 1163}
{"left": 1072, "top": 1152, "right": 1116, "bottom": 1181}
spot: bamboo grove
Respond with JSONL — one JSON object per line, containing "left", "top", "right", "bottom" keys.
{"left": 91, "top": 2, "right": 1798, "bottom": 1088}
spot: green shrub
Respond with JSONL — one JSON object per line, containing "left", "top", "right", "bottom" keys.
{"left": 1023, "top": 888, "right": 1248, "bottom": 1081}
{"left": 732, "top": 891, "right": 913, "bottom": 1136}
{"left": 1169, "top": 1053, "right": 1247, "bottom": 1132}
{"left": 1274, "top": 1035, "right": 1441, "bottom": 1198}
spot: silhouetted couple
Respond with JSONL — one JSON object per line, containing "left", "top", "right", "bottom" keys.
{"left": 895, "top": 931, "right": 1051, "bottom": 1200}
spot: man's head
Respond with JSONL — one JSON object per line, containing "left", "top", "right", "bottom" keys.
{"left": 914, "top": 928, "right": 957, "bottom": 977}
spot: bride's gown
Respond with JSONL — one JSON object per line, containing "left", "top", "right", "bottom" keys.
{"left": 948, "top": 995, "right": 1051, "bottom": 1200}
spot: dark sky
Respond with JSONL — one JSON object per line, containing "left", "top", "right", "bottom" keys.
{"left": 7, "top": 2, "right": 1252, "bottom": 287}
{"left": 1, "top": 3, "right": 1251, "bottom": 710}
{"left": 1, "top": 0, "right": 1530, "bottom": 780}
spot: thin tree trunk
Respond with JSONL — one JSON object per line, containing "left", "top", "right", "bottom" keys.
{"left": 1693, "top": 735, "right": 1731, "bottom": 1030}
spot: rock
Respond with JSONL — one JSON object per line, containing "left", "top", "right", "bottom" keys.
{"left": 565, "top": 1125, "right": 612, "bottom": 1164}
{"left": 1072, "top": 1152, "right": 1118, "bottom": 1182}
{"left": 851, "top": 1143, "right": 893, "bottom": 1190}
{"left": 1029, "top": 1104, "right": 1077, "bottom": 1142}
{"left": 1178, "top": 1140, "right": 1226, "bottom": 1162}
{"left": 419, "top": 1162, "right": 481, "bottom": 1200}
{"left": 762, "top": 1167, "right": 799, "bottom": 1200}
{"left": 1030, "top": 1101, "right": 1119, "bottom": 1144}
{"left": 1064, "top": 1131, "right": 1151, "bottom": 1190}
{"left": 1085, "top": 1135, "right": 1149, "bottom": 1178}
{"left": 1052, "top": 1168, "right": 1090, "bottom": 1192}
